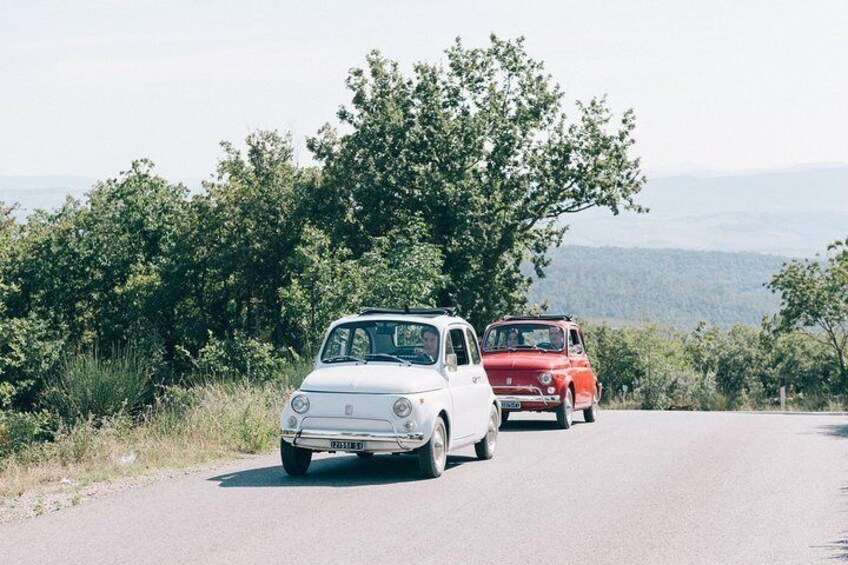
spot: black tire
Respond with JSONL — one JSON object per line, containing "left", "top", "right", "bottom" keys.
{"left": 474, "top": 405, "right": 499, "bottom": 460}
{"left": 556, "top": 388, "right": 574, "bottom": 430}
{"left": 419, "top": 417, "right": 448, "bottom": 479}
{"left": 584, "top": 389, "right": 599, "bottom": 423}
{"left": 355, "top": 452, "right": 375, "bottom": 459}
{"left": 500, "top": 410, "right": 511, "bottom": 428}
{"left": 280, "top": 438, "right": 312, "bottom": 476}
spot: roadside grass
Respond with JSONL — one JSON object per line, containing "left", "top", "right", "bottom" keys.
{"left": 0, "top": 362, "right": 309, "bottom": 501}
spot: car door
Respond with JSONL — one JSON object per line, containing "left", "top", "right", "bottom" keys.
{"left": 446, "top": 326, "right": 477, "bottom": 441}
{"left": 465, "top": 327, "right": 491, "bottom": 432}
{"left": 568, "top": 326, "right": 592, "bottom": 407}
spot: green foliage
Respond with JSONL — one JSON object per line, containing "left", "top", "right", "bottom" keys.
{"left": 193, "top": 331, "right": 287, "bottom": 383}
{"left": 45, "top": 347, "right": 154, "bottom": 424}
{"left": 8, "top": 161, "right": 187, "bottom": 347}
{"left": 767, "top": 237, "right": 848, "bottom": 384}
{"left": 309, "top": 36, "right": 644, "bottom": 328}
{"left": 280, "top": 223, "right": 446, "bottom": 351}
{"left": 0, "top": 314, "right": 65, "bottom": 408}
{"left": 0, "top": 382, "right": 52, "bottom": 456}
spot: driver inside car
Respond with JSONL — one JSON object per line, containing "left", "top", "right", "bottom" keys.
{"left": 416, "top": 327, "right": 440, "bottom": 362}
{"left": 549, "top": 327, "right": 565, "bottom": 351}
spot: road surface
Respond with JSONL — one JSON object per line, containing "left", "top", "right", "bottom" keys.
{"left": 2, "top": 410, "right": 847, "bottom": 564}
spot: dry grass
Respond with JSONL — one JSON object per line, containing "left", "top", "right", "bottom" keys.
{"left": 0, "top": 379, "right": 294, "bottom": 500}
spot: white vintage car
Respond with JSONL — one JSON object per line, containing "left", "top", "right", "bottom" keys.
{"left": 280, "top": 308, "right": 500, "bottom": 479}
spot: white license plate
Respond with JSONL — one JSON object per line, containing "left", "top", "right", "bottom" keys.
{"left": 330, "top": 440, "right": 364, "bottom": 451}
{"left": 501, "top": 401, "right": 521, "bottom": 410}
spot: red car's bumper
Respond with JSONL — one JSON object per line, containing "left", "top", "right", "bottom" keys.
{"left": 494, "top": 385, "right": 562, "bottom": 411}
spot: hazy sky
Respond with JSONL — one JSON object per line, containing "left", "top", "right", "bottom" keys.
{"left": 2, "top": 0, "right": 847, "bottom": 180}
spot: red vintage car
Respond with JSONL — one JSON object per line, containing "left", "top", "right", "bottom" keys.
{"left": 481, "top": 315, "right": 601, "bottom": 429}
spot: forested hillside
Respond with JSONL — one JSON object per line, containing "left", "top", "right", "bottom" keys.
{"left": 529, "top": 246, "right": 788, "bottom": 327}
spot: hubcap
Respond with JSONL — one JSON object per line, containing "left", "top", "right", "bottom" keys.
{"left": 487, "top": 409, "right": 498, "bottom": 453}
{"left": 433, "top": 424, "right": 446, "bottom": 472}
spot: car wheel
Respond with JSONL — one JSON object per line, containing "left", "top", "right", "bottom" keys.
{"left": 556, "top": 388, "right": 574, "bottom": 429}
{"left": 474, "top": 405, "right": 499, "bottom": 460}
{"left": 280, "top": 438, "right": 312, "bottom": 476}
{"left": 419, "top": 416, "right": 448, "bottom": 479}
{"left": 584, "top": 389, "right": 599, "bottom": 423}
{"left": 355, "top": 452, "right": 375, "bottom": 459}
{"left": 500, "top": 410, "right": 510, "bottom": 428}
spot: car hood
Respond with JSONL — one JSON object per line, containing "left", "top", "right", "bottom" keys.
{"left": 300, "top": 364, "right": 447, "bottom": 394}
{"left": 482, "top": 352, "right": 570, "bottom": 372}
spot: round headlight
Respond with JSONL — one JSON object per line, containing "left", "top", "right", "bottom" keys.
{"left": 538, "top": 372, "right": 553, "bottom": 385}
{"left": 393, "top": 397, "right": 413, "bottom": 418}
{"left": 291, "top": 395, "right": 310, "bottom": 414}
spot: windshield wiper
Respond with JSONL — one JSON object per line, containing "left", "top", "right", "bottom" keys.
{"left": 325, "top": 355, "right": 367, "bottom": 364}
{"left": 364, "top": 353, "right": 411, "bottom": 366}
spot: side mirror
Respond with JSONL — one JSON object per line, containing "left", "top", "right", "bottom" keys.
{"left": 572, "top": 344, "right": 584, "bottom": 355}
{"left": 446, "top": 353, "right": 458, "bottom": 372}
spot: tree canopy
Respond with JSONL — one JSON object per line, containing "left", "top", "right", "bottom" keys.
{"left": 309, "top": 35, "right": 645, "bottom": 328}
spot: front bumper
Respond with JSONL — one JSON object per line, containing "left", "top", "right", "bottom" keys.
{"left": 281, "top": 427, "right": 426, "bottom": 452}
{"left": 495, "top": 386, "right": 562, "bottom": 409}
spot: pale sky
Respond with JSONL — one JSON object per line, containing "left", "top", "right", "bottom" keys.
{"left": 2, "top": 0, "right": 847, "bottom": 179}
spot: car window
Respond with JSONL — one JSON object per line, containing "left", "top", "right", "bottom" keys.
{"left": 568, "top": 328, "right": 584, "bottom": 355}
{"left": 446, "top": 328, "right": 470, "bottom": 366}
{"left": 466, "top": 328, "right": 481, "bottom": 364}
{"left": 482, "top": 323, "right": 565, "bottom": 352}
{"left": 321, "top": 321, "right": 439, "bottom": 365}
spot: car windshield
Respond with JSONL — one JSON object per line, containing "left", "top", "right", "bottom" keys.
{"left": 321, "top": 320, "right": 440, "bottom": 366}
{"left": 482, "top": 323, "right": 565, "bottom": 352}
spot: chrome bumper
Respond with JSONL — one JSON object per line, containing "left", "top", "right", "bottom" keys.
{"left": 281, "top": 427, "right": 426, "bottom": 451}
{"left": 496, "top": 392, "right": 561, "bottom": 407}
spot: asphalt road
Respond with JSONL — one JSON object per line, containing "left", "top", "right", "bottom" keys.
{"left": 3, "top": 410, "right": 848, "bottom": 564}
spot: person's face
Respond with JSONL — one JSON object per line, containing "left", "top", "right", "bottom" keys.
{"left": 422, "top": 331, "right": 439, "bottom": 357}
{"left": 506, "top": 332, "right": 519, "bottom": 347}
{"left": 550, "top": 328, "right": 564, "bottom": 349}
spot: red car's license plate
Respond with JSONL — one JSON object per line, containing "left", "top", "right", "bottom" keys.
{"left": 330, "top": 440, "right": 364, "bottom": 450}
{"left": 501, "top": 401, "right": 521, "bottom": 409}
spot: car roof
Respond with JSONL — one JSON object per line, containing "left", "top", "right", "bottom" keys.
{"left": 485, "top": 317, "right": 575, "bottom": 330}
{"left": 331, "top": 310, "right": 473, "bottom": 332}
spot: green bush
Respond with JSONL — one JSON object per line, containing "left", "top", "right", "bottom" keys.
{"left": 0, "top": 409, "right": 52, "bottom": 457}
{"left": 45, "top": 346, "right": 153, "bottom": 424}
{"left": 0, "top": 315, "right": 65, "bottom": 409}
{"left": 194, "top": 332, "right": 287, "bottom": 383}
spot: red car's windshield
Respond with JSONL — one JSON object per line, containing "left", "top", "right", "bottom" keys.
{"left": 483, "top": 323, "right": 565, "bottom": 352}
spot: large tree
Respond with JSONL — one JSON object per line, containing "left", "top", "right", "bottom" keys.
{"left": 308, "top": 35, "right": 645, "bottom": 328}
{"left": 767, "top": 237, "right": 848, "bottom": 387}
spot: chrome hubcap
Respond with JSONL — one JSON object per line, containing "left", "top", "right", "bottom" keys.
{"left": 487, "top": 409, "right": 498, "bottom": 453}
{"left": 433, "top": 424, "right": 446, "bottom": 472}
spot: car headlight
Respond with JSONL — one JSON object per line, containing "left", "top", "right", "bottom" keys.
{"left": 393, "top": 397, "right": 413, "bottom": 418}
{"left": 538, "top": 372, "right": 553, "bottom": 385}
{"left": 291, "top": 394, "right": 310, "bottom": 414}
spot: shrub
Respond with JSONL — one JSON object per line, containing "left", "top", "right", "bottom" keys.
{"left": 0, "top": 409, "right": 52, "bottom": 458}
{"left": 45, "top": 346, "right": 154, "bottom": 424}
{"left": 0, "top": 315, "right": 65, "bottom": 409}
{"left": 193, "top": 332, "right": 287, "bottom": 383}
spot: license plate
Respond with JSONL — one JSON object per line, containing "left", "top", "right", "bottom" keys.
{"left": 330, "top": 440, "right": 364, "bottom": 451}
{"left": 501, "top": 401, "right": 521, "bottom": 410}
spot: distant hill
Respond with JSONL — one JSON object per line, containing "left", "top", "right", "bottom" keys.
{"left": 0, "top": 176, "right": 95, "bottom": 218}
{"left": 566, "top": 164, "right": 848, "bottom": 256}
{"left": 529, "top": 246, "right": 788, "bottom": 328}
